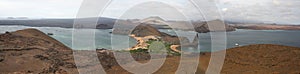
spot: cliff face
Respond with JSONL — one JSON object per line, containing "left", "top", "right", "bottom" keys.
{"left": 131, "top": 24, "right": 189, "bottom": 45}
{"left": 131, "top": 24, "right": 163, "bottom": 37}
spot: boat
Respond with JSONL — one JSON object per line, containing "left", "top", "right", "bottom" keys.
{"left": 47, "top": 33, "right": 54, "bottom": 35}
{"left": 235, "top": 43, "right": 240, "bottom": 46}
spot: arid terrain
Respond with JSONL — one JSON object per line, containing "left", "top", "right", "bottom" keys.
{"left": 0, "top": 29, "right": 300, "bottom": 74}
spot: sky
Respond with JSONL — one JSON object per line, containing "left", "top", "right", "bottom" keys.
{"left": 0, "top": 0, "right": 299, "bottom": 24}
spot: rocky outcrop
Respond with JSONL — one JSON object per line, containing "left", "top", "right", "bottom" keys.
{"left": 131, "top": 24, "right": 189, "bottom": 45}
{"left": 128, "top": 24, "right": 185, "bottom": 53}
{"left": 131, "top": 24, "right": 163, "bottom": 37}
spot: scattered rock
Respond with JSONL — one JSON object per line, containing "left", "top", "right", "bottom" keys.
{"left": 0, "top": 55, "right": 4, "bottom": 62}
{"left": 10, "top": 52, "right": 22, "bottom": 56}
{"left": 63, "top": 62, "right": 76, "bottom": 68}
{"left": 5, "top": 31, "right": 10, "bottom": 34}
{"left": 34, "top": 55, "right": 49, "bottom": 61}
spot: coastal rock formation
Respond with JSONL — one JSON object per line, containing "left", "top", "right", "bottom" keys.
{"left": 128, "top": 35, "right": 160, "bottom": 50}
{"left": 129, "top": 34, "right": 181, "bottom": 54}
{"left": 131, "top": 24, "right": 163, "bottom": 37}
{"left": 131, "top": 24, "right": 189, "bottom": 45}
{"left": 129, "top": 24, "right": 191, "bottom": 53}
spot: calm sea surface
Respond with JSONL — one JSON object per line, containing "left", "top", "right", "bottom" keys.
{"left": 1, "top": 25, "right": 300, "bottom": 52}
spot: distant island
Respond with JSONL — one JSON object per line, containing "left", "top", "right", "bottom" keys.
{"left": 2, "top": 17, "right": 300, "bottom": 33}
{"left": 0, "top": 16, "right": 236, "bottom": 33}
{"left": 234, "top": 24, "right": 300, "bottom": 30}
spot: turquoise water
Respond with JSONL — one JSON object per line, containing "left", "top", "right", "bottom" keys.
{"left": 1, "top": 25, "right": 300, "bottom": 52}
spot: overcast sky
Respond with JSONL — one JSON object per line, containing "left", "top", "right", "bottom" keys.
{"left": 0, "top": 0, "right": 299, "bottom": 24}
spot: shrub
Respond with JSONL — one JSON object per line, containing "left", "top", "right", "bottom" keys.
{"left": 147, "top": 39, "right": 181, "bottom": 56}
{"left": 130, "top": 38, "right": 181, "bottom": 56}
{"left": 130, "top": 48, "right": 148, "bottom": 53}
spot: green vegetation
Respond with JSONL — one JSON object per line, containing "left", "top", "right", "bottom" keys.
{"left": 129, "top": 48, "right": 148, "bottom": 53}
{"left": 114, "top": 50, "right": 129, "bottom": 52}
{"left": 164, "top": 43, "right": 181, "bottom": 56}
{"left": 130, "top": 38, "right": 181, "bottom": 56}
{"left": 145, "top": 38, "right": 158, "bottom": 44}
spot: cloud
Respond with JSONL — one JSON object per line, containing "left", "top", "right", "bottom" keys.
{"left": 0, "top": 0, "right": 82, "bottom": 18}
{"left": 218, "top": 0, "right": 300, "bottom": 24}
{"left": 101, "top": 0, "right": 197, "bottom": 20}
{"left": 0, "top": 0, "right": 299, "bottom": 24}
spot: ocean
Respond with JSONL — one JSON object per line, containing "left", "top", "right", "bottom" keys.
{"left": 1, "top": 25, "right": 300, "bottom": 52}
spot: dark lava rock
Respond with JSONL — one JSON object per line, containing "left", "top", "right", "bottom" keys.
{"left": 5, "top": 31, "right": 10, "bottom": 34}
{"left": 34, "top": 55, "right": 49, "bottom": 61}
{"left": 0, "top": 56, "right": 4, "bottom": 62}
{"left": 63, "top": 62, "right": 77, "bottom": 68}
{"left": 10, "top": 52, "right": 23, "bottom": 56}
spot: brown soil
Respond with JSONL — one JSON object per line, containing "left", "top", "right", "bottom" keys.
{"left": 221, "top": 44, "right": 300, "bottom": 74}
{"left": 99, "top": 44, "right": 300, "bottom": 74}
